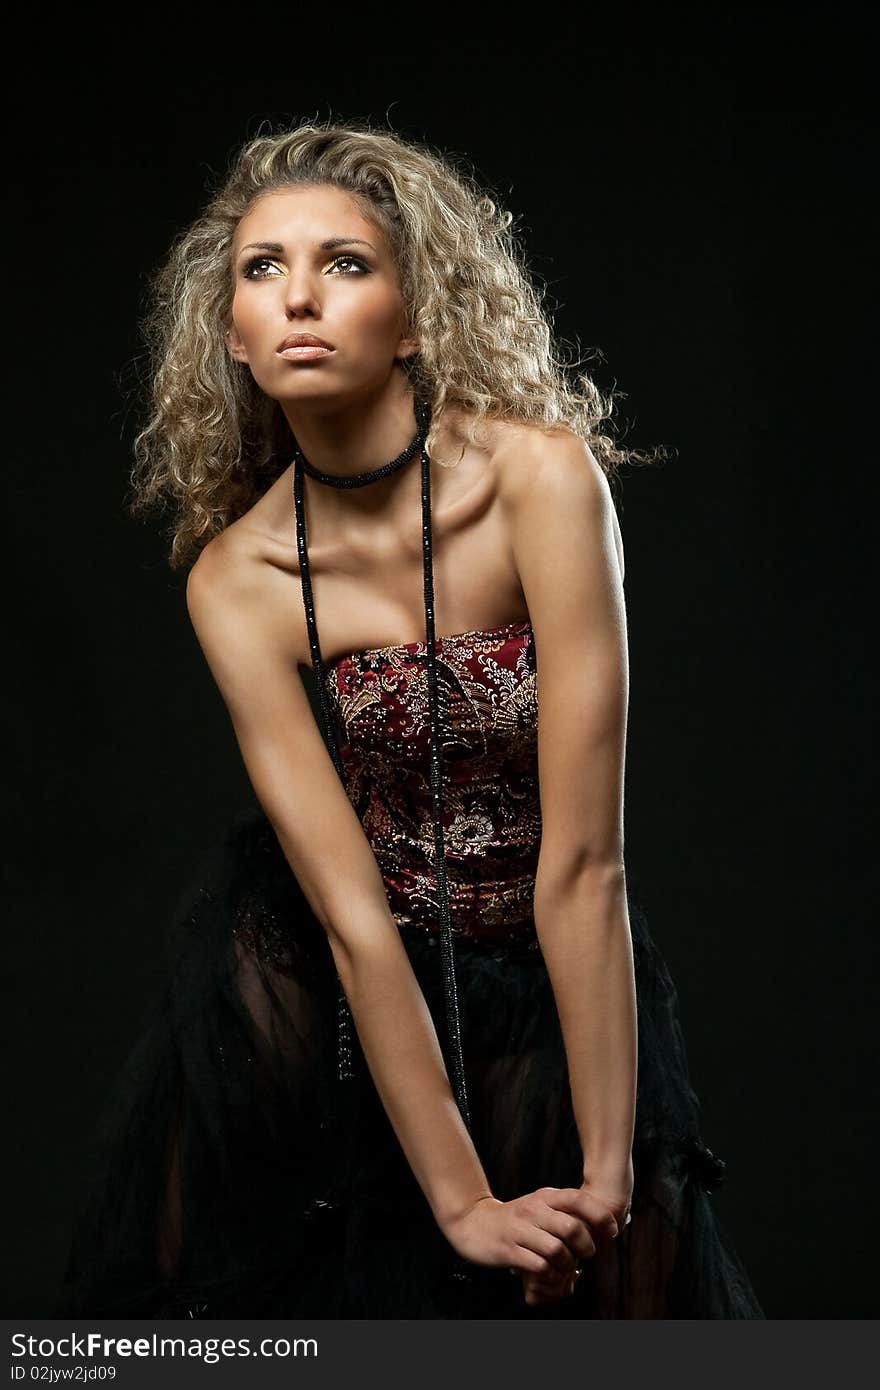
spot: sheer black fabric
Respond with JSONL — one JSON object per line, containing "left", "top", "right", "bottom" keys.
{"left": 56, "top": 807, "right": 764, "bottom": 1319}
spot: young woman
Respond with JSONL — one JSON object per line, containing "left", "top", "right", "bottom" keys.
{"left": 56, "top": 120, "right": 764, "bottom": 1319}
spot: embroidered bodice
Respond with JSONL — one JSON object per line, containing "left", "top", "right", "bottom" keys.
{"left": 322, "top": 619, "right": 540, "bottom": 945}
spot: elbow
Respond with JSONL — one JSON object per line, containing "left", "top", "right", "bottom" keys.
{"left": 533, "top": 852, "right": 627, "bottom": 919}
{"left": 319, "top": 893, "right": 404, "bottom": 976}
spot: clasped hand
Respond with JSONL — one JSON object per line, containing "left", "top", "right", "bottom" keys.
{"left": 441, "top": 1177, "right": 632, "bottom": 1307}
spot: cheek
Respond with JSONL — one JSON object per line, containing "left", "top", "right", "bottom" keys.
{"left": 230, "top": 289, "right": 264, "bottom": 336}
{"left": 347, "top": 284, "right": 404, "bottom": 337}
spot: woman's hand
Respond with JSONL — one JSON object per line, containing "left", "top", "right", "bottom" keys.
{"left": 438, "top": 1185, "right": 614, "bottom": 1290}
{"left": 516, "top": 1168, "right": 634, "bottom": 1306}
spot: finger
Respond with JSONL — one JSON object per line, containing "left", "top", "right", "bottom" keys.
{"left": 543, "top": 1188, "right": 620, "bottom": 1243}
{"left": 524, "top": 1285, "right": 562, "bottom": 1306}
{"left": 522, "top": 1262, "right": 570, "bottom": 1289}
{"left": 521, "top": 1276, "right": 557, "bottom": 1306}
{"left": 535, "top": 1203, "right": 597, "bottom": 1262}
{"left": 521, "top": 1269, "right": 575, "bottom": 1305}
{"left": 508, "top": 1244, "right": 557, "bottom": 1278}
{"left": 514, "top": 1226, "right": 578, "bottom": 1278}
{"left": 551, "top": 1186, "right": 618, "bottom": 1230}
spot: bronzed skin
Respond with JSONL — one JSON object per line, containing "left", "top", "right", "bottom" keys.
{"left": 188, "top": 185, "right": 634, "bottom": 1306}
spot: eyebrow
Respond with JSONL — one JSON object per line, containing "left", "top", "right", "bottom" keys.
{"left": 237, "top": 237, "right": 377, "bottom": 257}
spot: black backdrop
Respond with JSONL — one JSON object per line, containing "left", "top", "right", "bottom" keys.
{"left": 4, "top": 12, "right": 873, "bottom": 1319}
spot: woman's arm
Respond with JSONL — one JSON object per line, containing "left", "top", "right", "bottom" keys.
{"left": 500, "top": 431, "right": 637, "bottom": 1201}
{"left": 185, "top": 535, "right": 492, "bottom": 1231}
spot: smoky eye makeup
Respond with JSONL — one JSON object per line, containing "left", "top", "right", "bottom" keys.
{"left": 237, "top": 249, "right": 374, "bottom": 279}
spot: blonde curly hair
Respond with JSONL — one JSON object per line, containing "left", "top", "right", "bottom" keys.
{"left": 128, "top": 117, "right": 658, "bottom": 570}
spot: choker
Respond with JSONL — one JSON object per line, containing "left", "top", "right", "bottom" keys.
{"left": 290, "top": 398, "right": 430, "bottom": 487}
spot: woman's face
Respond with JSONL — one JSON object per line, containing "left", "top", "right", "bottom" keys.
{"left": 227, "top": 184, "right": 417, "bottom": 411}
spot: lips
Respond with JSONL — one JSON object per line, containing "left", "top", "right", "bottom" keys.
{"left": 277, "top": 332, "right": 334, "bottom": 351}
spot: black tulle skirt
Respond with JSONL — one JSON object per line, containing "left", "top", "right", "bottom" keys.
{"left": 55, "top": 806, "right": 764, "bottom": 1319}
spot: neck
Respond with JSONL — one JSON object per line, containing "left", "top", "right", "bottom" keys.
{"left": 282, "top": 376, "right": 421, "bottom": 485}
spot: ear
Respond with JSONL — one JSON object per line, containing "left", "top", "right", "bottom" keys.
{"left": 396, "top": 333, "right": 420, "bottom": 362}
{"left": 225, "top": 324, "right": 249, "bottom": 363}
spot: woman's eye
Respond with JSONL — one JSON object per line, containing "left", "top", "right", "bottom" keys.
{"left": 242, "top": 256, "right": 281, "bottom": 279}
{"left": 242, "top": 253, "right": 369, "bottom": 280}
{"left": 326, "top": 254, "right": 369, "bottom": 275}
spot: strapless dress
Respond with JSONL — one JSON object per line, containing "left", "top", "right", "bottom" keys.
{"left": 55, "top": 620, "right": 764, "bottom": 1318}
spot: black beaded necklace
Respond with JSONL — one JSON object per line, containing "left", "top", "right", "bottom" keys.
{"left": 292, "top": 397, "right": 471, "bottom": 1134}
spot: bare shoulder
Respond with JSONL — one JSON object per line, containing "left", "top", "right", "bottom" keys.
{"left": 491, "top": 422, "right": 625, "bottom": 581}
{"left": 186, "top": 523, "right": 302, "bottom": 666}
{"left": 186, "top": 526, "right": 257, "bottom": 612}
{"left": 492, "top": 420, "right": 606, "bottom": 502}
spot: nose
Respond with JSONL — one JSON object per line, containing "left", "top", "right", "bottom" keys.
{"left": 284, "top": 262, "right": 323, "bottom": 318}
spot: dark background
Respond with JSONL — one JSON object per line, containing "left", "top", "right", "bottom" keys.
{"left": 4, "top": 12, "right": 874, "bottom": 1318}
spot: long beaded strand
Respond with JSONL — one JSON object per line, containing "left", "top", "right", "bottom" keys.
{"left": 291, "top": 400, "right": 471, "bottom": 1131}
{"left": 418, "top": 435, "right": 470, "bottom": 1130}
